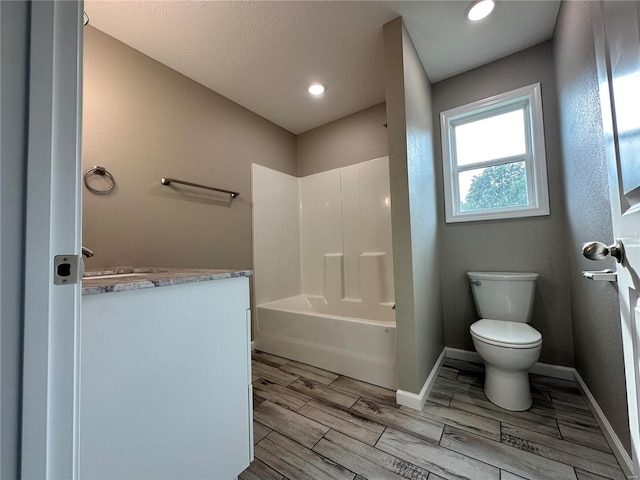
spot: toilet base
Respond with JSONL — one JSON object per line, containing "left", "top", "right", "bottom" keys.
{"left": 484, "top": 363, "right": 532, "bottom": 411}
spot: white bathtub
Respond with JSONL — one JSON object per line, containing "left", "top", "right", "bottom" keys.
{"left": 254, "top": 295, "right": 397, "bottom": 389}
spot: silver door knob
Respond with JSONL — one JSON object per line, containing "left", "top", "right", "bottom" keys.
{"left": 582, "top": 239, "right": 625, "bottom": 263}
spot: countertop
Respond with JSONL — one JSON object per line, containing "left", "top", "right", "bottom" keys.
{"left": 82, "top": 267, "right": 252, "bottom": 296}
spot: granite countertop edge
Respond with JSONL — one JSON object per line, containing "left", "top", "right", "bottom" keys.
{"left": 82, "top": 268, "right": 253, "bottom": 296}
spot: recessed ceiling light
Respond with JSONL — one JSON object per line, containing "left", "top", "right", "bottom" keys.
{"left": 466, "top": 0, "right": 495, "bottom": 21}
{"left": 308, "top": 83, "right": 325, "bottom": 96}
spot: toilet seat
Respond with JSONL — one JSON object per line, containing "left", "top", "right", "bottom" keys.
{"left": 470, "top": 319, "right": 542, "bottom": 349}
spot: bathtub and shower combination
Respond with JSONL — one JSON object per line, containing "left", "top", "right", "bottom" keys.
{"left": 252, "top": 158, "right": 398, "bottom": 390}
{"left": 255, "top": 273, "right": 397, "bottom": 389}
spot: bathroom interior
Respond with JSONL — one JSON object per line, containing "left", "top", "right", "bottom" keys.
{"left": 74, "top": 0, "right": 632, "bottom": 477}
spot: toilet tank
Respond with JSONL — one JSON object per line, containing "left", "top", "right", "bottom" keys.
{"left": 467, "top": 272, "right": 538, "bottom": 323}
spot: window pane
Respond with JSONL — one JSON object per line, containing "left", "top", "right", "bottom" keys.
{"left": 459, "top": 162, "right": 528, "bottom": 211}
{"left": 454, "top": 109, "right": 526, "bottom": 166}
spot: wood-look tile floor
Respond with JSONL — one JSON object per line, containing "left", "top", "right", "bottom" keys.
{"left": 240, "top": 352, "right": 627, "bottom": 480}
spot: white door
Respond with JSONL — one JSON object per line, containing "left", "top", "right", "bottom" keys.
{"left": 21, "top": 1, "right": 84, "bottom": 478}
{"left": 592, "top": 2, "right": 640, "bottom": 477}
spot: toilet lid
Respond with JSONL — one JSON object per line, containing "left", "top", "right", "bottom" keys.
{"left": 470, "top": 319, "right": 542, "bottom": 348}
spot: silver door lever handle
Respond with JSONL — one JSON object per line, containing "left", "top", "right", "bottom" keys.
{"left": 582, "top": 239, "right": 624, "bottom": 264}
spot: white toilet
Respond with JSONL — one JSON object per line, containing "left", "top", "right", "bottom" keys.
{"left": 467, "top": 271, "right": 542, "bottom": 411}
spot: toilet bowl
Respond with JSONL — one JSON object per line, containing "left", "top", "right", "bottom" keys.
{"left": 468, "top": 272, "right": 542, "bottom": 411}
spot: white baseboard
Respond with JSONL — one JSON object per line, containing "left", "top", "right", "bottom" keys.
{"left": 574, "top": 371, "right": 634, "bottom": 478}
{"left": 444, "top": 347, "right": 574, "bottom": 381}
{"left": 445, "top": 348, "right": 633, "bottom": 478}
{"left": 396, "top": 348, "right": 446, "bottom": 411}
{"left": 529, "top": 361, "right": 576, "bottom": 381}
{"left": 251, "top": 340, "right": 256, "bottom": 351}
{"left": 444, "top": 347, "right": 482, "bottom": 364}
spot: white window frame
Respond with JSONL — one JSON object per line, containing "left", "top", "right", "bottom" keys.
{"left": 440, "top": 83, "right": 550, "bottom": 223}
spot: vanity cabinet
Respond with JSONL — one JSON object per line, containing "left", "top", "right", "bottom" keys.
{"left": 80, "top": 274, "right": 252, "bottom": 480}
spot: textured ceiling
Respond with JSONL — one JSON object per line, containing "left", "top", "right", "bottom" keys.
{"left": 84, "top": 1, "right": 560, "bottom": 134}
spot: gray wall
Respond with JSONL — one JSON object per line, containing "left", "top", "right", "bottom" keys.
{"left": 82, "top": 27, "right": 297, "bottom": 271}
{"left": 553, "top": 0, "right": 630, "bottom": 452}
{"left": 384, "top": 18, "right": 444, "bottom": 394}
{"left": 432, "top": 42, "right": 574, "bottom": 367}
{"left": 1, "top": 2, "right": 28, "bottom": 478}
{"left": 296, "top": 102, "right": 388, "bottom": 176}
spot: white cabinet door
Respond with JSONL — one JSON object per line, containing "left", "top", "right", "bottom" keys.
{"left": 79, "top": 277, "right": 251, "bottom": 480}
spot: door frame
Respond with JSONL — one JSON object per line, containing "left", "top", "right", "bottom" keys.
{"left": 20, "top": 1, "right": 84, "bottom": 478}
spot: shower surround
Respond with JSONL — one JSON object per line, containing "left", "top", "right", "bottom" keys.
{"left": 252, "top": 157, "right": 397, "bottom": 389}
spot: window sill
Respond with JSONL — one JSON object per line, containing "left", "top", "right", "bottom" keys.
{"left": 445, "top": 205, "right": 550, "bottom": 223}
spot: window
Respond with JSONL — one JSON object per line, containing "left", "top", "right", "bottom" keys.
{"left": 440, "top": 83, "right": 549, "bottom": 223}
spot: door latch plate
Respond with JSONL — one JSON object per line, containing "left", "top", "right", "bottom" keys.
{"left": 53, "top": 254, "right": 83, "bottom": 285}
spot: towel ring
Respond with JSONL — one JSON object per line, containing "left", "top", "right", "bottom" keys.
{"left": 84, "top": 166, "right": 116, "bottom": 194}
